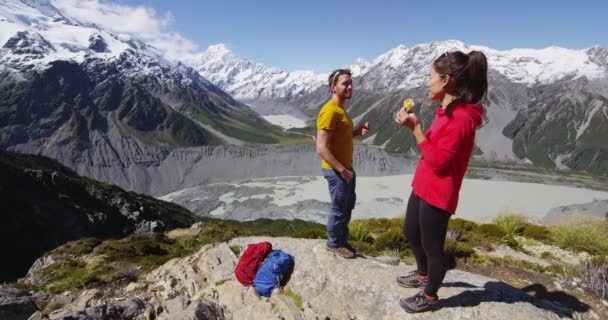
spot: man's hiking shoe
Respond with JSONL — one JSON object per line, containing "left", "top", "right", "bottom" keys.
{"left": 399, "top": 291, "right": 437, "bottom": 313}
{"left": 326, "top": 245, "right": 355, "bottom": 259}
{"left": 396, "top": 270, "right": 428, "bottom": 288}
{"left": 344, "top": 243, "right": 358, "bottom": 255}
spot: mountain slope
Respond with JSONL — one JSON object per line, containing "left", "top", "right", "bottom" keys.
{"left": 0, "top": 149, "right": 198, "bottom": 282}
{"left": 0, "top": 0, "right": 300, "bottom": 161}
{"left": 192, "top": 40, "right": 608, "bottom": 176}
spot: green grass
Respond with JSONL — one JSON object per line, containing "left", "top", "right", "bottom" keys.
{"left": 492, "top": 212, "right": 529, "bottom": 236}
{"left": 281, "top": 288, "right": 303, "bottom": 309}
{"left": 549, "top": 217, "right": 608, "bottom": 255}
{"left": 464, "top": 255, "right": 556, "bottom": 274}
{"left": 540, "top": 251, "right": 557, "bottom": 260}
{"left": 41, "top": 260, "right": 100, "bottom": 293}
{"left": 46, "top": 238, "right": 103, "bottom": 257}
{"left": 349, "top": 220, "right": 371, "bottom": 242}
{"left": 522, "top": 224, "right": 550, "bottom": 241}
{"left": 29, "top": 218, "right": 325, "bottom": 293}
{"left": 43, "top": 300, "right": 65, "bottom": 314}
{"left": 23, "top": 213, "right": 608, "bottom": 297}
{"left": 229, "top": 245, "right": 241, "bottom": 256}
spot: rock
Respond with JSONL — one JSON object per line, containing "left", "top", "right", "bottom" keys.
{"left": 0, "top": 287, "right": 39, "bottom": 320}
{"left": 24, "top": 255, "right": 58, "bottom": 286}
{"left": 145, "top": 242, "right": 237, "bottom": 300}
{"left": 156, "top": 294, "right": 225, "bottom": 320}
{"left": 135, "top": 220, "right": 166, "bottom": 234}
{"left": 519, "top": 239, "right": 589, "bottom": 265}
{"left": 57, "top": 298, "right": 145, "bottom": 320}
{"left": 142, "top": 237, "right": 577, "bottom": 319}
{"left": 26, "top": 311, "right": 43, "bottom": 320}
{"left": 167, "top": 222, "right": 203, "bottom": 240}
{"left": 88, "top": 34, "right": 109, "bottom": 53}
{"left": 480, "top": 245, "right": 552, "bottom": 267}
{"left": 124, "top": 282, "right": 146, "bottom": 294}
{"left": 372, "top": 256, "right": 401, "bottom": 266}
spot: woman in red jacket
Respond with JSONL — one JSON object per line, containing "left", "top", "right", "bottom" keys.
{"left": 394, "top": 50, "right": 488, "bottom": 313}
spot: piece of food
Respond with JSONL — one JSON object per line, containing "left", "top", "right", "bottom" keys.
{"left": 364, "top": 122, "right": 369, "bottom": 128}
{"left": 402, "top": 98, "right": 415, "bottom": 112}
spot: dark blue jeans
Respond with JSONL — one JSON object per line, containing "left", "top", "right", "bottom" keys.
{"left": 323, "top": 168, "right": 356, "bottom": 247}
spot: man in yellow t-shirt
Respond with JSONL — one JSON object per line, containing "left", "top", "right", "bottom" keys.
{"left": 316, "top": 68, "right": 370, "bottom": 259}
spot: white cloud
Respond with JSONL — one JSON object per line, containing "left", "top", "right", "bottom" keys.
{"left": 51, "top": 0, "right": 198, "bottom": 60}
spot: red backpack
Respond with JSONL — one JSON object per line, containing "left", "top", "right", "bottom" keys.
{"left": 235, "top": 241, "right": 273, "bottom": 286}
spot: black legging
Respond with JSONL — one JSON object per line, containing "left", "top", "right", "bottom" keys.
{"left": 403, "top": 191, "right": 451, "bottom": 297}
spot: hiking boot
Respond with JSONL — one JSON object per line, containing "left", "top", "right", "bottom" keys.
{"left": 326, "top": 245, "right": 355, "bottom": 259}
{"left": 344, "top": 242, "right": 358, "bottom": 255}
{"left": 396, "top": 270, "right": 428, "bottom": 288}
{"left": 399, "top": 291, "right": 437, "bottom": 313}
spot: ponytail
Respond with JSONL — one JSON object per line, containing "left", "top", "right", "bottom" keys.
{"left": 433, "top": 50, "right": 489, "bottom": 116}
{"left": 463, "top": 51, "right": 488, "bottom": 104}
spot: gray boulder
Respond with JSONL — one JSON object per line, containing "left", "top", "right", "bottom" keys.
{"left": 59, "top": 298, "right": 145, "bottom": 320}
{"left": 0, "top": 287, "right": 39, "bottom": 320}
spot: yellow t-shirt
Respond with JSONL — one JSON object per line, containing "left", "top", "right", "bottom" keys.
{"left": 316, "top": 100, "right": 353, "bottom": 170}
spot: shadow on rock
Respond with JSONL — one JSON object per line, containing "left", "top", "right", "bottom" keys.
{"left": 521, "top": 283, "right": 590, "bottom": 313}
{"left": 437, "top": 281, "right": 589, "bottom": 318}
{"left": 441, "top": 281, "right": 480, "bottom": 289}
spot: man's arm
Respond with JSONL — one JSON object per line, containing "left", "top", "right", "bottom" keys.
{"left": 316, "top": 129, "right": 353, "bottom": 183}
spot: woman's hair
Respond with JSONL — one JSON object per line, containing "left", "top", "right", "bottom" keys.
{"left": 433, "top": 50, "right": 488, "bottom": 111}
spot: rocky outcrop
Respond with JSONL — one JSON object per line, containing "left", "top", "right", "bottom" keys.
{"left": 29, "top": 236, "right": 586, "bottom": 319}
{"left": 0, "top": 287, "right": 39, "bottom": 320}
{"left": 59, "top": 298, "right": 146, "bottom": 320}
{"left": 543, "top": 199, "right": 608, "bottom": 225}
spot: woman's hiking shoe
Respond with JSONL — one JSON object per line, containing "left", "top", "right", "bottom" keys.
{"left": 326, "top": 245, "right": 355, "bottom": 259}
{"left": 396, "top": 270, "right": 428, "bottom": 288}
{"left": 399, "top": 291, "right": 437, "bottom": 313}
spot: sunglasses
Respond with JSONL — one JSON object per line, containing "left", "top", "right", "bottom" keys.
{"left": 330, "top": 69, "right": 348, "bottom": 86}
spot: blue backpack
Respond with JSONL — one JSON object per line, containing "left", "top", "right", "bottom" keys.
{"left": 252, "top": 250, "right": 295, "bottom": 297}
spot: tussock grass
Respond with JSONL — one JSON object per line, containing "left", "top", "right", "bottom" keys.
{"left": 492, "top": 210, "right": 529, "bottom": 236}
{"left": 349, "top": 220, "right": 371, "bottom": 242}
{"left": 550, "top": 216, "right": 608, "bottom": 255}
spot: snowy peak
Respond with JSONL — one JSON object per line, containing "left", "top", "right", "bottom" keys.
{"left": 355, "top": 40, "right": 608, "bottom": 91}
{"left": 20, "top": 0, "right": 73, "bottom": 24}
{"left": 486, "top": 46, "right": 606, "bottom": 85}
{"left": 88, "top": 33, "right": 109, "bottom": 53}
{"left": 192, "top": 39, "right": 608, "bottom": 101}
{"left": 186, "top": 44, "right": 326, "bottom": 100}
{"left": 586, "top": 46, "right": 608, "bottom": 69}
{"left": 0, "top": 0, "right": 175, "bottom": 76}
{"left": 205, "top": 43, "right": 232, "bottom": 58}
{"left": 2, "top": 30, "right": 54, "bottom": 56}
{"left": 348, "top": 58, "right": 371, "bottom": 76}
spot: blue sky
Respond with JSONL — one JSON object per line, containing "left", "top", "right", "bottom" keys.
{"left": 98, "top": 0, "right": 608, "bottom": 72}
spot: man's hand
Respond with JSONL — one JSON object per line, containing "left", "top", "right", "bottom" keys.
{"left": 338, "top": 167, "right": 354, "bottom": 183}
{"left": 354, "top": 122, "right": 370, "bottom": 137}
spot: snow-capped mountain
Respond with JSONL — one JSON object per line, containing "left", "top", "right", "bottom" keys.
{"left": 184, "top": 44, "right": 327, "bottom": 101}
{"left": 356, "top": 40, "right": 607, "bottom": 91}
{"left": 187, "top": 39, "right": 608, "bottom": 103}
{"left": 185, "top": 44, "right": 372, "bottom": 102}
{"left": 0, "top": 0, "right": 299, "bottom": 186}
{"left": 191, "top": 39, "right": 608, "bottom": 176}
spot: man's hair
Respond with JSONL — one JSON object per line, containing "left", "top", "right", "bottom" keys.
{"left": 328, "top": 68, "right": 352, "bottom": 87}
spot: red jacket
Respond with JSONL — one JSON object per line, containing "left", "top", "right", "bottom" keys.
{"left": 411, "top": 104, "right": 483, "bottom": 214}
